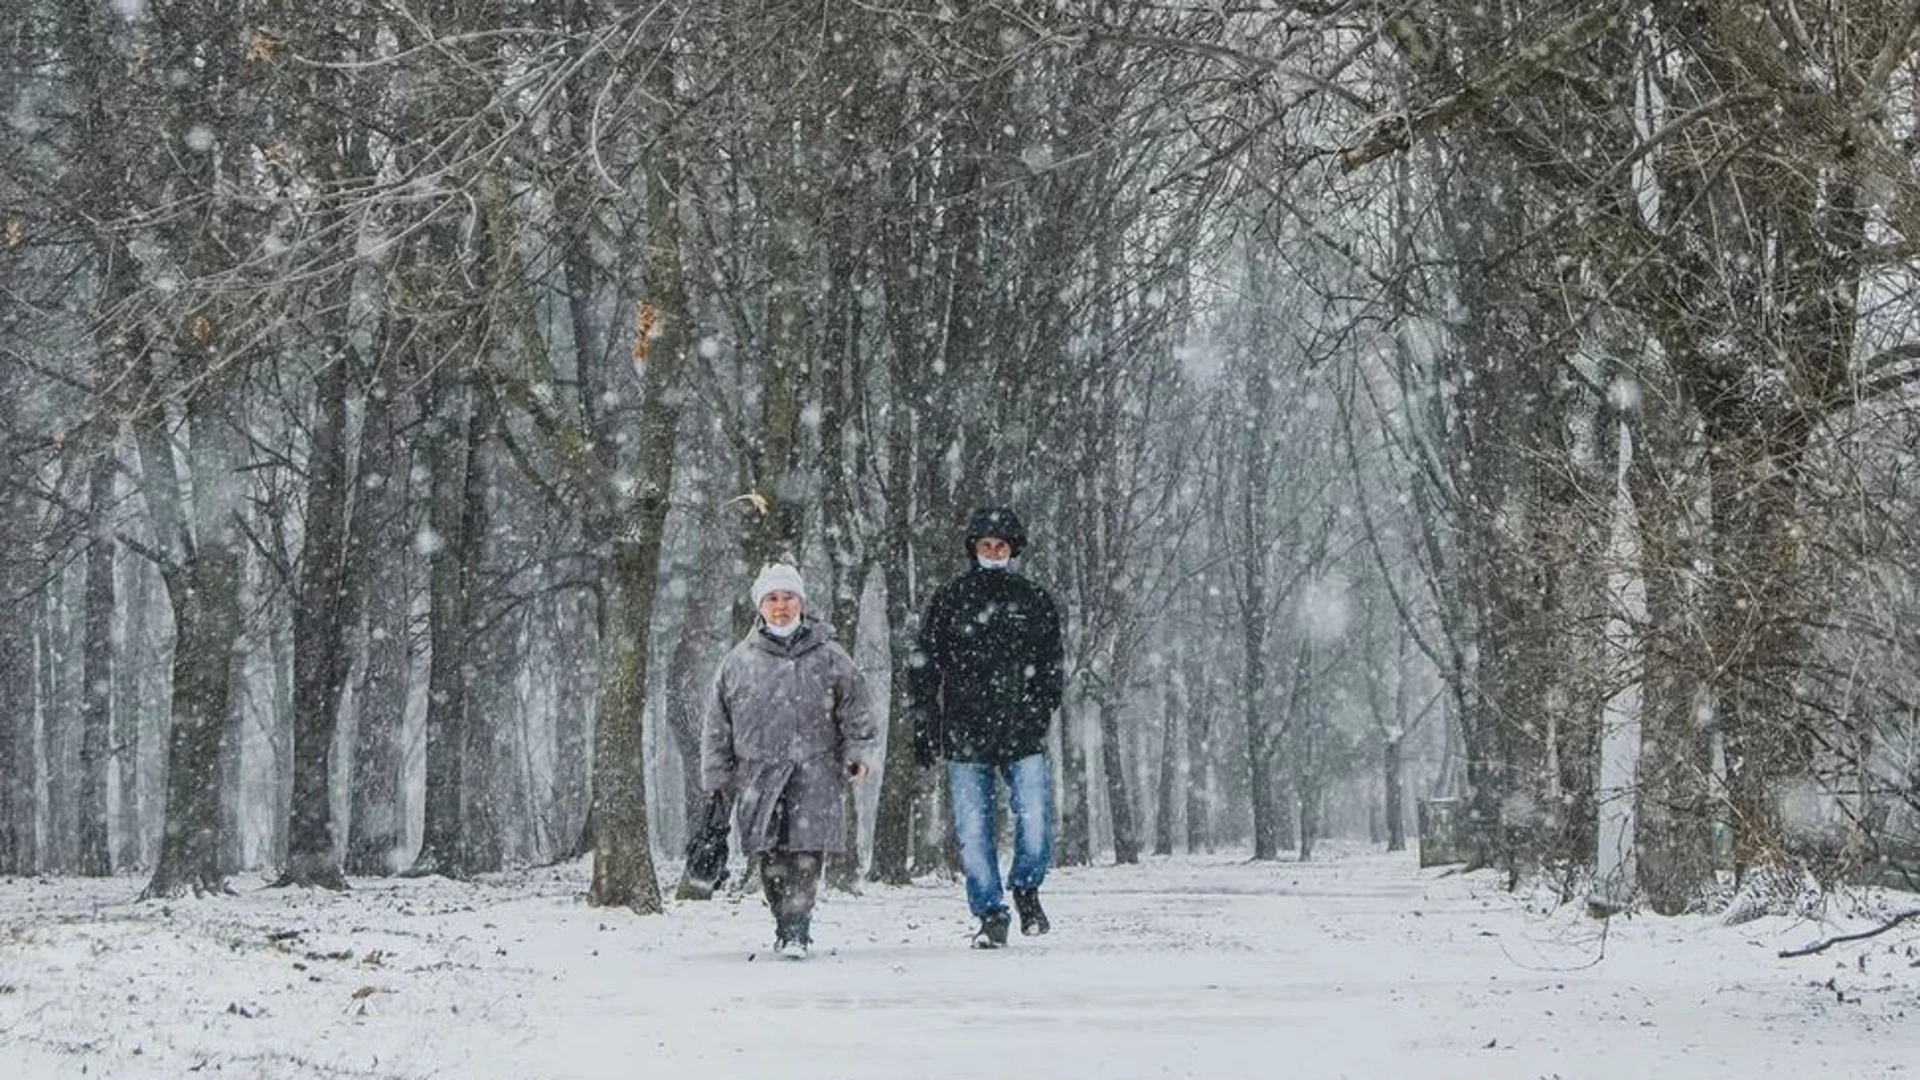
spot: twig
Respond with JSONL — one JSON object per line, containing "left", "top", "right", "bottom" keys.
{"left": 1779, "top": 910, "right": 1920, "bottom": 958}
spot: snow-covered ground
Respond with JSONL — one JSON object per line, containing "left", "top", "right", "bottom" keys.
{"left": 3, "top": 845, "right": 1916, "bottom": 1079}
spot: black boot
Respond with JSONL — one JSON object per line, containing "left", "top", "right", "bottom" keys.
{"left": 775, "top": 914, "right": 811, "bottom": 959}
{"left": 1012, "top": 888, "right": 1049, "bottom": 936}
{"left": 972, "top": 909, "right": 1011, "bottom": 949}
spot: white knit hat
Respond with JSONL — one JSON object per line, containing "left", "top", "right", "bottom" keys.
{"left": 750, "top": 562, "right": 806, "bottom": 607}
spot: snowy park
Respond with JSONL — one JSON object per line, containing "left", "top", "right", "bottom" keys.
{"left": 4, "top": 847, "right": 1917, "bottom": 1079}
{"left": 12, "top": 6, "right": 1920, "bottom": 1079}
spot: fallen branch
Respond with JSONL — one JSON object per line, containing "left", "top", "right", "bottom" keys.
{"left": 1778, "top": 910, "right": 1920, "bottom": 958}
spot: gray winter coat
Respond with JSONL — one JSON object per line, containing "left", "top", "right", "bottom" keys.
{"left": 700, "top": 619, "right": 877, "bottom": 854}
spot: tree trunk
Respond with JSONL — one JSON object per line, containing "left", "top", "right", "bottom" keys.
{"left": 867, "top": 446, "right": 920, "bottom": 885}
{"left": 913, "top": 772, "right": 951, "bottom": 876}
{"left": 550, "top": 598, "right": 596, "bottom": 862}
{"left": 1243, "top": 631, "right": 1278, "bottom": 860}
{"left": 0, "top": 405, "right": 31, "bottom": 875}
{"left": 141, "top": 361, "right": 248, "bottom": 899}
{"left": 1098, "top": 688, "right": 1140, "bottom": 864}
{"left": 1297, "top": 685, "right": 1327, "bottom": 862}
{"left": 1185, "top": 652, "right": 1212, "bottom": 854}
{"left": 1153, "top": 679, "right": 1178, "bottom": 857}
{"left": 1709, "top": 449, "right": 1811, "bottom": 876}
{"left": 59, "top": 0, "right": 144, "bottom": 879}
{"left": 78, "top": 450, "right": 116, "bottom": 876}
{"left": 145, "top": 563, "right": 243, "bottom": 898}
{"left": 664, "top": 546, "right": 726, "bottom": 896}
{"left": 1282, "top": 641, "right": 1317, "bottom": 858}
{"left": 664, "top": 618, "right": 712, "bottom": 853}
{"left": 589, "top": 539, "right": 659, "bottom": 909}
{"left": 115, "top": 558, "right": 153, "bottom": 870}
{"left": 410, "top": 378, "right": 476, "bottom": 878}
{"left": 1299, "top": 784, "right": 1322, "bottom": 863}
{"left": 1633, "top": 438, "right": 1712, "bottom": 912}
{"left": 585, "top": 60, "right": 692, "bottom": 908}
{"left": 1274, "top": 770, "right": 1298, "bottom": 856}
{"left": 1234, "top": 330, "right": 1282, "bottom": 861}
{"left": 278, "top": 342, "right": 358, "bottom": 890}
{"left": 866, "top": 48, "right": 974, "bottom": 883}
{"left": 735, "top": 176, "right": 812, "bottom": 586}
{"left": 264, "top": 577, "right": 294, "bottom": 872}
{"left": 42, "top": 583, "right": 78, "bottom": 872}
{"left": 1057, "top": 704, "right": 1094, "bottom": 866}
{"left": 819, "top": 215, "right": 867, "bottom": 895}
{"left": 344, "top": 373, "right": 409, "bottom": 877}
{"left": 1384, "top": 736, "right": 1406, "bottom": 853}
{"left": 458, "top": 395, "right": 501, "bottom": 875}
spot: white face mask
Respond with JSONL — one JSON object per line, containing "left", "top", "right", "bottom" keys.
{"left": 762, "top": 618, "right": 801, "bottom": 638}
{"left": 976, "top": 555, "right": 1011, "bottom": 570}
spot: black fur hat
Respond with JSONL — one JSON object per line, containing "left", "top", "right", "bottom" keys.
{"left": 964, "top": 506, "right": 1027, "bottom": 556}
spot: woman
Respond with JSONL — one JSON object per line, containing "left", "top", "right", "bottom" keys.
{"left": 701, "top": 562, "right": 877, "bottom": 958}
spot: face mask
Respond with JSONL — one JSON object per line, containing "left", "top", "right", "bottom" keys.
{"left": 762, "top": 618, "right": 801, "bottom": 638}
{"left": 976, "top": 555, "right": 1011, "bottom": 571}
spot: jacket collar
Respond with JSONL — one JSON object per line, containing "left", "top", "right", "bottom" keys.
{"left": 747, "top": 616, "right": 833, "bottom": 657}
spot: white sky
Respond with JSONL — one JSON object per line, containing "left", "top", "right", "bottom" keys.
{"left": 2, "top": 847, "right": 1915, "bottom": 1078}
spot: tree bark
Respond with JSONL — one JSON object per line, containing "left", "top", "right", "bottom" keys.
{"left": 549, "top": 596, "right": 596, "bottom": 862}
{"left": 869, "top": 534, "right": 919, "bottom": 885}
{"left": 1098, "top": 686, "right": 1140, "bottom": 864}
{"left": 1632, "top": 412, "right": 1713, "bottom": 911}
{"left": 585, "top": 49, "right": 692, "bottom": 908}
{"left": 735, "top": 169, "right": 813, "bottom": 587}
{"left": 1057, "top": 704, "right": 1094, "bottom": 866}
{"left": 819, "top": 202, "right": 868, "bottom": 894}
{"left": 0, "top": 392, "right": 32, "bottom": 876}
{"left": 79, "top": 449, "right": 116, "bottom": 876}
{"left": 410, "top": 377, "right": 476, "bottom": 878}
{"left": 344, "top": 373, "right": 409, "bottom": 877}
{"left": 1153, "top": 678, "right": 1178, "bottom": 857}
{"left": 142, "top": 387, "right": 247, "bottom": 899}
{"left": 41, "top": 575, "right": 79, "bottom": 872}
{"left": 664, "top": 542, "right": 727, "bottom": 897}
{"left": 458, "top": 394, "right": 501, "bottom": 875}
{"left": 589, "top": 538, "right": 659, "bottom": 909}
{"left": 1241, "top": 547, "right": 1278, "bottom": 860}
{"left": 115, "top": 558, "right": 153, "bottom": 870}
{"left": 1384, "top": 737, "right": 1406, "bottom": 853}
{"left": 1185, "top": 650, "right": 1212, "bottom": 854}
{"left": 278, "top": 341, "right": 357, "bottom": 891}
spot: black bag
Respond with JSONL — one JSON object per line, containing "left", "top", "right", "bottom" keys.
{"left": 676, "top": 791, "right": 732, "bottom": 900}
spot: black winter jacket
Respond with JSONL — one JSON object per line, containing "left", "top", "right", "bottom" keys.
{"left": 908, "top": 566, "right": 1065, "bottom": 765}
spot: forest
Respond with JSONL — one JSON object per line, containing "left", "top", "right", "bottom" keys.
{"left": 4, "top": 0, "right": 1920, "bottom": 920}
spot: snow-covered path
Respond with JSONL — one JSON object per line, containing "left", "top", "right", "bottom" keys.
{"left": 3, "top": 847, "right": 1915, "bottom": 1079}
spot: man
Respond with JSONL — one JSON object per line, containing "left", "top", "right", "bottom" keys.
{"left": 909, "top": 507, "right": 1065, "bottom": 948}
{"left": 702, "top": 562, "right": 876, "bottom": 958}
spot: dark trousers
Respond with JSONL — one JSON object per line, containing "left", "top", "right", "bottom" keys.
{"left": 761, "top": 795, "right": 822, "bottom": 938}
{"left": 762, "top": 851, "right": 823, "bottom": 926}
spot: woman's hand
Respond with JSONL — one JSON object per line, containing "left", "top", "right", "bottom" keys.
{"left": 846, "top": 761, "right": 872, "bottom": 784}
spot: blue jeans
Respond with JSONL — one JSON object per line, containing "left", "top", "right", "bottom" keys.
{"left": 948, "top": 754, "right": 1052, "bottom": 918}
